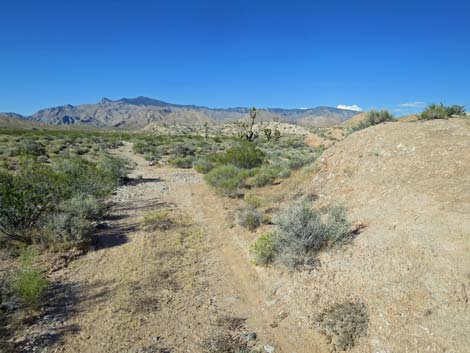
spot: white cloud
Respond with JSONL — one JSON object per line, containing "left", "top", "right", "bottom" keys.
{"left": 398, "top": 101, "right": 425, "bottom": 108}
{"left": 337, "top": 104, "right": 363, "bottom": 112}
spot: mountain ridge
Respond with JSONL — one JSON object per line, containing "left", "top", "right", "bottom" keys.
{"left": 2, "top": 96, "right": 359, "bottom": 129}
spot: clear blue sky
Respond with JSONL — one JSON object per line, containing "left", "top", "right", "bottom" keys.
{"left": 1, "top": 0, "right": 469, "bottom": 115}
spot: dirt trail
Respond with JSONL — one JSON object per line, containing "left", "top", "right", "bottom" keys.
{"left": 38, "top": 142, "right": 324, "bottom": 353}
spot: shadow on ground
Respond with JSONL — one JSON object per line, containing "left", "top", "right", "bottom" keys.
{"left": 12, "top": 279, "right": 113, "bottom": 353}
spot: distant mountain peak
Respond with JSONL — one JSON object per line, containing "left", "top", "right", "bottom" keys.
{"left": 117, "top": 96, "right": 172, "bottom": 107}
{"left": 100, "top": 97, "right": 112, "bottom": 105}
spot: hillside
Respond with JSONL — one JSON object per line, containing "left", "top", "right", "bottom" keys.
{"left": 299, "top": 118, "right": 470, "bottom": 352}
{"left": 0, "top": 114, "right": 45, "bottom": 129}
{"left": 20, "top": 97, "right": 357, "bottom": 128}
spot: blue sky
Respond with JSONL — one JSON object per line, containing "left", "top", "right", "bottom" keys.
{"left": 1, "top": 0, "right": 469, "bottom": 116}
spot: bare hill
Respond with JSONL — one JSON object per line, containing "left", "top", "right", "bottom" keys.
{"left": 304, "top": 118, "right": 470, "bottom": 352}
{"left": 341, "top": 112, "right": 368, "bottom": 127}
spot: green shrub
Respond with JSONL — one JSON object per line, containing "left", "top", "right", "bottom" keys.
{"left": 172, "top": 143, "right": 196, "bottom": 157}
{"left": 205, "top": 164, "right": 253, "bottom": 196}
{"left": 59, "top": 195, "right": 106, "bottom": 221}
{"left": 244, "top": 193, "right": 262, "bottom": 208}
{"left": 55, "top": 154, "right": 127, "bottom": 199}
{"left": 96, "top": 153, "right": 130, "bottom": 182}
{"left": 216, "top": 142, "right": 265, "bottom": 169}
{"left": 447, "top": 105, "right": 466, "bottom": 116}
{"left": 18, "top": 140, "right": 46, "bottom": 157}
{"left": 168, "top": 156, "right": 194, "bottom": 168}
{"left": 366, "top": 109, "right": 395, "bottom": 125}
{"left": 324, "top": 206, "right": 351, "bottom": 245}
{"left": 249, "top": 231, "right": 276, "bottom": 265}
{"left": 0, "top": 160, "right": 62, "bottom": 244}
{"left": 13, "top": 248, "right": 48, "bottom": 307}
{"left": 273, "top": 202, "right": 351, "bottom": 268}
{"left": 0, "top": 153, "right": 126, "bottom": 247}
{"left": 251, "top": 167, "right": 278, "bottom": 187}
{"left": 276, "top": 164, "right": 292, "bottom": 178}
{"left": 250, "top": 164, "right": 292, "bottom": 187}
{"left": 420, "top": 103, "right": 466, "bottom": 120}
{"left": 287, "top": 155, "right": 314, "bottom": 170}
{"left": 193, "top": 158, "right": 215, "bottom": 174}
{"left": 41, "top": 212, "right": 93, "bottom": 249}
{"left": 352, "top": 110, "right": 395, "bottom": 132}
{"left": 132, "top": 141, "right": 149, "bottom": 154}
{"left": 237, "top": 207, "right": 262, "bottom": 231}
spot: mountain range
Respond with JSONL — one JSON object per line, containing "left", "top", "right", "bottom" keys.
{"left": 2, "top": 97, "right": 359, "bottom": 129}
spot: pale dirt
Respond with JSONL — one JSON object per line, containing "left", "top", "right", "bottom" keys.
{"left": 302, "top": 118, "right": 470, "bottom": 353}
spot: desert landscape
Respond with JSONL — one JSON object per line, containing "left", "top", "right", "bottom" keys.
{"left": 2, "top": 1, "right": 470, "bottom": 352}
{"left": 1, "top": 100, "right": 469, "bottom": 353}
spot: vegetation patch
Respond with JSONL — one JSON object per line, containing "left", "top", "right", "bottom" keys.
{"left": 0, "top": 128, "right": 130, "bottom": 251}
{"left": 236, "top": 207, "right": 263, "bottom": 231}
{"left": 249, "top": 202, "right": 351, "bottom": 268}
{"left": 350, "top": 110, "right": 395, "bottom": 132}
{"left": 202, "top": 315, "right": 256, "bottom": 353}
{"left": 243, "top": 193, "right": 262, "bottom": 209}
{"left": 168, "top": 155, "right": 194, "bottom": 168}
{"left": 205, "top": 164, "right": 254, "bottom": 197}
{"left": 314, "top": 301, "right": 368, "bottom": 351}
{"left": 143, "top": 209, "right": 176, "bottom": 231}
{"left": 249, "top": 231, "right": 276, "bottom": 266}
{"left": 13, "top": 248, "right": 48, "bottom": 308}
{"left": 273, "top": 202, "right": 351, "bottom": 268}
{"left": 215, "top": 142, "right": 266, "bottom": 169}
{"left": 420, "top": 103, "right": 466, "bottom": 120}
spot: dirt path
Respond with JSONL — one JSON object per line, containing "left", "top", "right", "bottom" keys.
{"left": 26, "top": 142, "right": 325, "bottom": 353}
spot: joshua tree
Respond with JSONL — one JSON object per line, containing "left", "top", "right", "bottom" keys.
{"left": 273, "top": 128, "right": 281, "bottom": 141}
{"left": 235, "top": 107, "right": 260, "bottom": 142}
{"left": 203, "top": 122, "right": 209, "bottom": 138}
{"left": 243, "top": 107, "right": 258, "bottom": 142}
